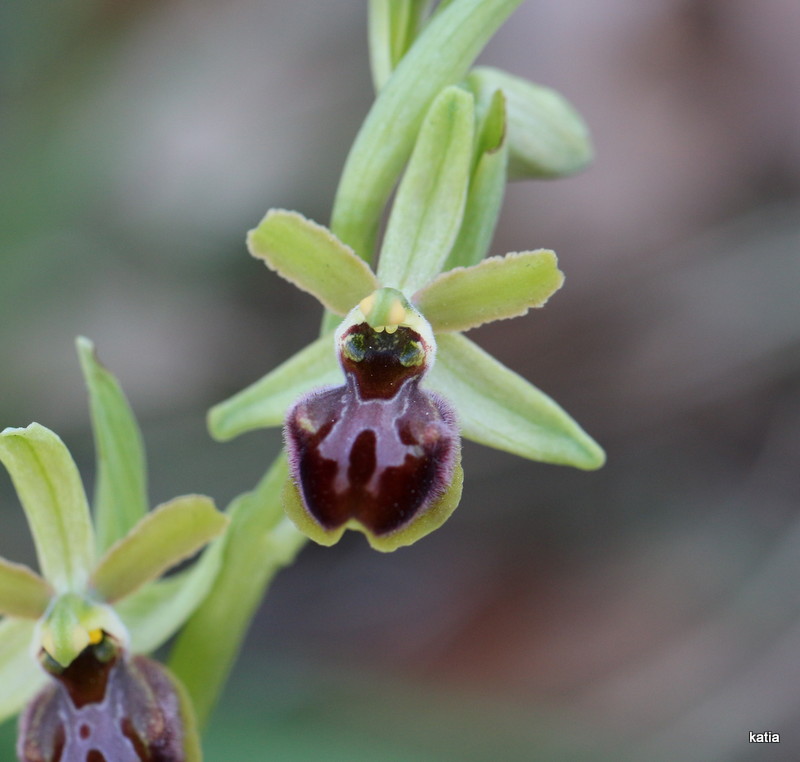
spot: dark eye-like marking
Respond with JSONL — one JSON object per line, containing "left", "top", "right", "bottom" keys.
{"left": 285, "top": 321, "right": 459, "bottom": 541}
{"left": 342, "top": 331, "right": 366, "bottom": 363}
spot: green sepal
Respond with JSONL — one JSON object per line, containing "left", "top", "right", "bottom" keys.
{"left": 207, "top": 333, "right": 343, "bottom": 441}
{"left": 91, "top": 495, "right": 227, "bottom": 604}
{"left": 0, "top": 423, "right": 95, "bottom": 592}
{"left": 37, "top": 593, "right": 128, "bottom": 668}
{"left": 377, "top": 85, "right": 474, "bottom": 293}
{"left": 77, "top": 336, "right": 148, "bottom": 555}
{"left": 169, "top": 455, "right": 307, "bottom": 727}
{"left": 368, "top": 0, "right": 432, "bottom": 91}
{"left": 331, "top": 0, "right": 525, "bottom": 263}
{"left": 467, "top": 66, "right": 592, "bottom": 180}
{"left": 415, "top": 249, "right": 564, "bottom": 333}
{"left": 282, "top": 455, "right": 464, "bottom": 552}
{"left": 0, "top": 617, "right": 44, "bottom": 723}
{"left": 115, "top": 526, "right": 226, "bottom": 656}
{"left": 247, "top": 209, "right": 379, "bottom": 315}
{"left": 429, "top": 333, "right": 605, "bottom": 469}
{"left": 445, "top": 90, "right": 509, "bottom": 270}
{"left": 0, "top": 557, "right": 51, "bottom": 619}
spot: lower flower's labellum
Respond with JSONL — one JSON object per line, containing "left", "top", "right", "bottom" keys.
{"left": 18, "top": 637, "right": 188, "bottom": 762}
{"left": 284, "top": 299, "right": 461, "bottom": 549}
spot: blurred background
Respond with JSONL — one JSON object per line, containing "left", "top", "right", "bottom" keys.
{"left": 1, "top": 0, "right": 799, "bottom": 759}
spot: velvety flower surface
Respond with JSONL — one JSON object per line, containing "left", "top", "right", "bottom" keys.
{"left": 284, "top": 292, "right": 461, "bottom": 548}
{"left": 19, "top": 635, "right": 189, "bottom": 762}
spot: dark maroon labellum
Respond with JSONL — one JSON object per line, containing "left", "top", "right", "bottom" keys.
{"left": 18, "top": 638, "right": 186, "bottom": 762}
{"left": 285, "top": 322, "right": 458, "bottom": 537}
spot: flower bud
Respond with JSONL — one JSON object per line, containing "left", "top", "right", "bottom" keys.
{"left": 467, "top": 66, "right": 593, "bottom": 180}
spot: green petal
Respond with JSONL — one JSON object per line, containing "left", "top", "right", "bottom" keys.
{"left": 170, "top": 456, "right": 307, "bottom": 727}
{"left": 91, "top": 495, "right": 228, "bottom": 604}
{"left": 331, "top": 0, "right": 525, "bottom": 263}
{"left": 444, "top": 90, "right": 509, "bottom": 270}
{"left": 115, "top": 529, "right": 226, "bottom": 655}
{"left": 368, "top": 0, "right": 431, "bottom": 91}
{"left": 0, "top": 423, "right": 95, "bottom": 592}
{"left": 282, "top": 459, "right": 464, "bottom": 553}
{"left": 207, "top": 334, "right": 343, "bottom": 441}
{"left": 76, "top": 337, "right": 148, "bottom": 555}
{"left": 377, "top": 86, "right": 474, "bottom": 293}
{"left": 428, "top": 334, "right": 605, "bottom": 469}
{"left": 247, "top": 209, "right": 379, "bottom": 315}
{"left": 467, "top": 66, "right": 592, "bottom": 180}
{"left": 0, "top": 557, "right": 51, "bottom": 619}
{"left": 415, "top": 249, "right": 564, "bottom": 333}
{"left": 0, "top": 617, "right": 44, "bottom": 724}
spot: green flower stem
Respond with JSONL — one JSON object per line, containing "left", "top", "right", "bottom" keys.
{"left": 330, "top": 0, "right": 524, "bottom": 265}
{"left": 169, "top": 455, "right": 307, "bottom": 727}
{"left": 368, "top": 0, "right": 432, "bottom": 91}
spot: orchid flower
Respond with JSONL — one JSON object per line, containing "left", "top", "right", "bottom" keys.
{"left": 0, "top": 339, "right": 228, "bottom": 760}
{"left": 207, "top": 85, "right": 604, "bottom": 552}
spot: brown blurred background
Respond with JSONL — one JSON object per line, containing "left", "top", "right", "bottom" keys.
{"left": 1, "top": 1, "right": 799, "bottom": 760}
